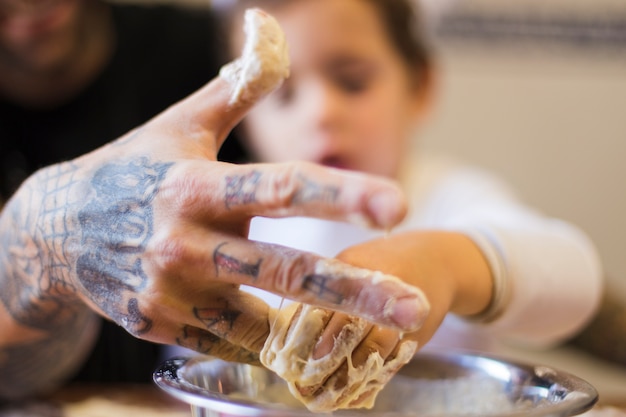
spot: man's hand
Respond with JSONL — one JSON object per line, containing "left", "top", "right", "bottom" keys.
{"left": 0, "top": 8, "right": 429, "bottom": 400}
{"left": 71, "top": 70, "right": 429, "bottom": 355}
{"left": 1, "top": 63, "right": 427, "bottom": 369}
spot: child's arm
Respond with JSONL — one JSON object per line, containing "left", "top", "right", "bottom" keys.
{"left": 398, "top": 157, "right": 604, "bottom": 348}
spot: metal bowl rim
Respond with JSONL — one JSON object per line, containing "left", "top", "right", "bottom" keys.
{"left": 153, "top": 350, "right": 598, "bottom": 417}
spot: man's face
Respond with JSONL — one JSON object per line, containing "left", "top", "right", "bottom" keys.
{"left": 0, "top": 0, "right": 83, "bottom": 73}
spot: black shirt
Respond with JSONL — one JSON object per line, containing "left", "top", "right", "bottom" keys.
{"left": 0, "top": 3, "right": 247, "bottom": 198}
{"left": 0, "top": 3, "right": 247, "bottom": 383}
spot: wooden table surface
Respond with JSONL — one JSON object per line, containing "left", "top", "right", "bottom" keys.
{"left": 0, "top": 384, "right": 188, "bottom": 417}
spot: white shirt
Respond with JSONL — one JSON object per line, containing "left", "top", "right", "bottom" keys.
{"left": 247, "top": 153, "right": 603, "bottom": 351}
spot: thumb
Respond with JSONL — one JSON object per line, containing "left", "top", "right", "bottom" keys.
{"left": 151, "top": 8, "right": 289, "bottom": 154}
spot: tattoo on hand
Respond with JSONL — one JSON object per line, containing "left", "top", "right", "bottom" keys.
{"left": 193, "top": 302, "right": 241, "bottom": 338}
{"left": 303, "top": 274, "right": 344, "bottom": 305}
{"left": 292, "top": 173, "right": 339, "bottom": 205}
{"left": 223, "top": 170, "right": 340, "bottom": 210}
{"left": 123, "top": 298, "right": 153, "bottom": 336}
{"left": 213, "top": 242, "right": 261, "bottom": 280}
{"left": 176, "top": 325, "right": 260, "bottom": 364}
{"left": 0, "top": 162, "right": 84, "bottom": 330}
{"left": 76, "top": 157, "right": 172, "bottom": 326}
{"left": 177, "top": 325, "right": 220, "bottom": 352}
{"left": 0, "top": 162, "right": 103, "bottom": 394}
{"left": 0, "top": 156, "right": 170, "bottom": 390}
{"left": 225, "top": 170, "right": 261, "bottom": 209}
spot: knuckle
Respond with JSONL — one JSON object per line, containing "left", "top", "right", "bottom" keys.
{"left": 160, "top": 170, "right": 205, "bottom": 215}
{"left": 149, "top": 228, "right": 192, "bottom": 272}
{"left": 361, "top": 336, "right": 387, "bottom": 355}
{"left": 272, "top": 250, "right": 314, "bottom": 295}
{"left": 363, "top": 328, "right": 399, "bottom": 357}
{"left": 113, "top": 299, "right": 155, "bottom": 339}
{"left": 265, "top": 161, "right": 304, "bottom": 208}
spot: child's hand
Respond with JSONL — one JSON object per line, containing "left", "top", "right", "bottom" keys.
{"left": 336, "top": 231, "right": 494, "bottom": 349}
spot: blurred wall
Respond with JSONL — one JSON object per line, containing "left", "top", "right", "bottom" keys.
{"left": 423, "top": 2, "right": 626, "bottom": 293}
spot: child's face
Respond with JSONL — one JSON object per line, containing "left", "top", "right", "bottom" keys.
{"left": 241, "top": 0, "right": 428, "bottom": 179}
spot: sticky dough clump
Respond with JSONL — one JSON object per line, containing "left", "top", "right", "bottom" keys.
{"left": 260, "top": 303, "right": 418, "bottom": 413}
{"left": 220, "top": 8, "right": 290, "bottom": 105}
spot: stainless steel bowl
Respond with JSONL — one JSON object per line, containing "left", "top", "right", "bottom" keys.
{"left": 153, "top": 351, "right": 598, "bottom": 417}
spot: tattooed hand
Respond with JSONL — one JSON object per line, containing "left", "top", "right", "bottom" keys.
{"left": 0, "top": 65, "right": 429, "bottom": 400}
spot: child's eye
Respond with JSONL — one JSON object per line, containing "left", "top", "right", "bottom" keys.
{"left": 335, "top": 74, "right": 369, "bottom": 94}
{"left": 328, "top": 59, "right": 376, "bottom": 95}
{"left": 273, "top": 82, "right": 294, "bottom": 106}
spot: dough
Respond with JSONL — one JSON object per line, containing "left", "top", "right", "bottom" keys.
{"left": 219, "top": 8, "right": 290, "bottom": 106}
{"left": 260, "top": 302, "right": 418, "bottom": 412}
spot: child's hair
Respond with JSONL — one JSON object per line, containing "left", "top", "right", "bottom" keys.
{"left": 220, "top": 0, "right": 431, "bottom": 84}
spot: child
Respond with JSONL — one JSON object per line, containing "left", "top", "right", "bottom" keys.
{"left": 223, "top": 0, "right": 603, "bottom": 359}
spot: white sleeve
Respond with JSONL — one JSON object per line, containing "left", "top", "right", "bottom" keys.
{"left": 408, "top": 159, "right": 604, "bottom": 348}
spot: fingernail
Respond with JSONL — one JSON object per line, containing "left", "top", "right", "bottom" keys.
{"left": 388, "top": 294, "right": 430, "bottom": 332}
{"left": 368, "top": 189, "right": 406, "bottom": 228}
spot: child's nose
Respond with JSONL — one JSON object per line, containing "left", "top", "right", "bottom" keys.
{"left": 300, "top": 80, "right": 344, "bottom": 129}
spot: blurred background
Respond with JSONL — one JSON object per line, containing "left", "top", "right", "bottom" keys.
{"left": 423, "top": 0, "right": 626, "bottom": 297}
{"left": 114, "top": 0, "right": 626, "bottom": 295}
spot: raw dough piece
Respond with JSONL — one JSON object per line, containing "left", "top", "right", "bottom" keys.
{"left": 261, "top": 302, "right": 418, "bottom": 413}
{"left": 219, "top": 8, "right": 290, "bottom": 106}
